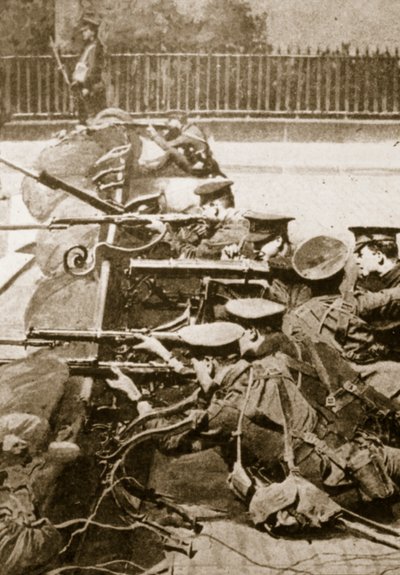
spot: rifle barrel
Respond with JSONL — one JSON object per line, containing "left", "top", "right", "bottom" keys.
{"left": 27, "top": 328, "right": 181, "bottom": 343}
{"left": 0, "top": 224, "right": 47, "bottom": 231}
{"left": 0, "top": 338, "right": 54, "bottom": 347}
{"left": 0, "top": 156, "right": 39, "bottom": 179}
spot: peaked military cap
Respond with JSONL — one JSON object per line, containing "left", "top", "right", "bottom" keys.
{"left": 225, "top": 298, "right": 286, "bottom": 320}
{"left": 194, "top": 178, "right": 234, "bottom": 204}
{"left": 244, "top": 211, "right": 294, "bottom": 244}
{"left": 81, "top": 15, "right": 100, "bottom": 29}
{"left": 292, "top": 235, "right": 349, "bottom": 280}
{"left": 349, "top": 226, "right": 400, "bottom": 253}
{"left": 178, "top": 322, "right": 244, "bottom": 347}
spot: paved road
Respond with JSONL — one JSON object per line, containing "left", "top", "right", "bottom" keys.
{"left": 1, "top": 137, "right": 400, "bottom": 254}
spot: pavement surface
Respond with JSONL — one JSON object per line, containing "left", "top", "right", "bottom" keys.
{"left": 1, "top": 135, "right": 400, "bottom": 573}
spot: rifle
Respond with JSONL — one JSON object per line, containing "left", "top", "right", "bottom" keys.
{"left": 129, "top": 258, "right": 270, "bottom": 278}
{"left": 49, "top": 37, "right": 71, "bottom": 88}
{"left": 0, "top": 156, "right": 125, "bottom": 215}
{"left": 0, "top": 213, "right": 212, "bottom": 232}
{"left": 0, "top": 355, "right": 193, "bottom": 378}
{"left": 26, "top": 327, "right": 182, "bottom": 344}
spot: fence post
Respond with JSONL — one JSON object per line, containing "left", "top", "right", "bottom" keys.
{"left": 393, "top": 48, "right": 399, "bottom": 114}
{"left": 316, "top": 47, "right": 322, "bottom": 112}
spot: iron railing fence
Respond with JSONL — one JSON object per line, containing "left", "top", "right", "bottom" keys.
{"left": 2, "top": 49, "right": 400, "bottom": 119}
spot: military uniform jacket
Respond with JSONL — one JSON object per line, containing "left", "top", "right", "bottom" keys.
{"left": 283, "top": 286, "right": 400, "bottom": 363}
{"left": 167, "top": 211, "right": 247, "bottom": 260}
{"left": 73, "top": 40, "right": 104, "bottom": 92}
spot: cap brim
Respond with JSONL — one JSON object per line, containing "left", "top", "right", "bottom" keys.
{"left": 178, "top": 322, "right": 244, "bottom": 347}
{"left": 225, "top": 298, "right": 286, "bottom": 320}
{"left": 246, "top": 232, "right": 276, "bottom": 244}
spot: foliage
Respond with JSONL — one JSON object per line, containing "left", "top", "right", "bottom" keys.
{"left": 99, "top": 0, "right": 268, "bottom": 53}
{"left": 0, "top": 0, "right": 54, "bottom": 55}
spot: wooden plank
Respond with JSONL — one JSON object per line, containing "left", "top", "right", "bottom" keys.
{"left": 305, "top": 56, "right": 311, "bottom": 112}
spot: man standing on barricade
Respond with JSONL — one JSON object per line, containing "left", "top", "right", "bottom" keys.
{"left": 71, "top": 15, "right": 106, "bottom": 124}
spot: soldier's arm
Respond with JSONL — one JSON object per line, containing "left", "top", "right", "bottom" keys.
{"left": 355, "top": 286, "right": 400, "bottom": 321}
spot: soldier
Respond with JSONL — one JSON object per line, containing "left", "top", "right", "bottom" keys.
{"left": 284, "top": 235, "right": 400, "bottom": 398}
{"left": 222, "top": 212, "right": 294, "bottom": 264}
{"left": 349, "top": 226, "right": 400, "bottom": 291}
{"left": 166, "top": 179, "right": 247, "bottom": 259}
{"left": 145, "top": 113, "right": 221, "bottom": 176}
{"left": 114, "top": 301, "right": 400, "bottom": 531}
{"left": 71, "top": 16, "right": 106, "bottom": 124}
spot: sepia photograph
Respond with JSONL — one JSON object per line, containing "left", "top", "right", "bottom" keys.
{"left": 1, "top": 1, "right": 400, "bottom": 573}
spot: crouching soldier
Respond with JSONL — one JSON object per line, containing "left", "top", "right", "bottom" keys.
{"left": 285, "top": 235, "right": 400, "bottom": 400}
{"left": 111, "top": 299, "right": 400, "bottom": 534}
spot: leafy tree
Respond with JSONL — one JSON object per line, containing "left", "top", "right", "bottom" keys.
{"left": 0, "top": 0, "right": 54, "bottom": 55}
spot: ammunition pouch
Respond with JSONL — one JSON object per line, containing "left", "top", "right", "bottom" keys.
{"left": 249, "top": 474, "right": 340, "bottom": 531}
{"left": 227, "top": 462, "right": 253, "bottom": 501}
{"left": 347, "top": 446, "right": 396, "bottom": 501}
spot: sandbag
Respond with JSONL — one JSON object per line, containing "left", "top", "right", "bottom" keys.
{"left": 0, "top": 413, "right": 49, "bottom": 455}
{"left": 0, "top": 486, "right": 61, "bottom": 575}
{"left": 0, "top": 350, "right": 68, "bottom": 420}
{"left": 25, "top": 273, "right": 98, "bottom": 331}
{"left": 22, "top": 123, "right": 130, "bottom": 221}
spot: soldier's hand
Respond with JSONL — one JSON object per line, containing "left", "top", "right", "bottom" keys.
{"left": 188, "top": 409, "right": 207, "bottom": 429}
{"left": 146, "top": 125, "right": 158, "bottom": 138}
{"left": 106, "top": 367, "right": 142, "bottom": 403}
{"left": 221, "top": 243, "right": 240, "bottom": 260}
{"left": 82, "top": 88, "right": 89, "bottom": 97}
{"left": 133, "top": 334, "right": 171, "bottom": 360}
